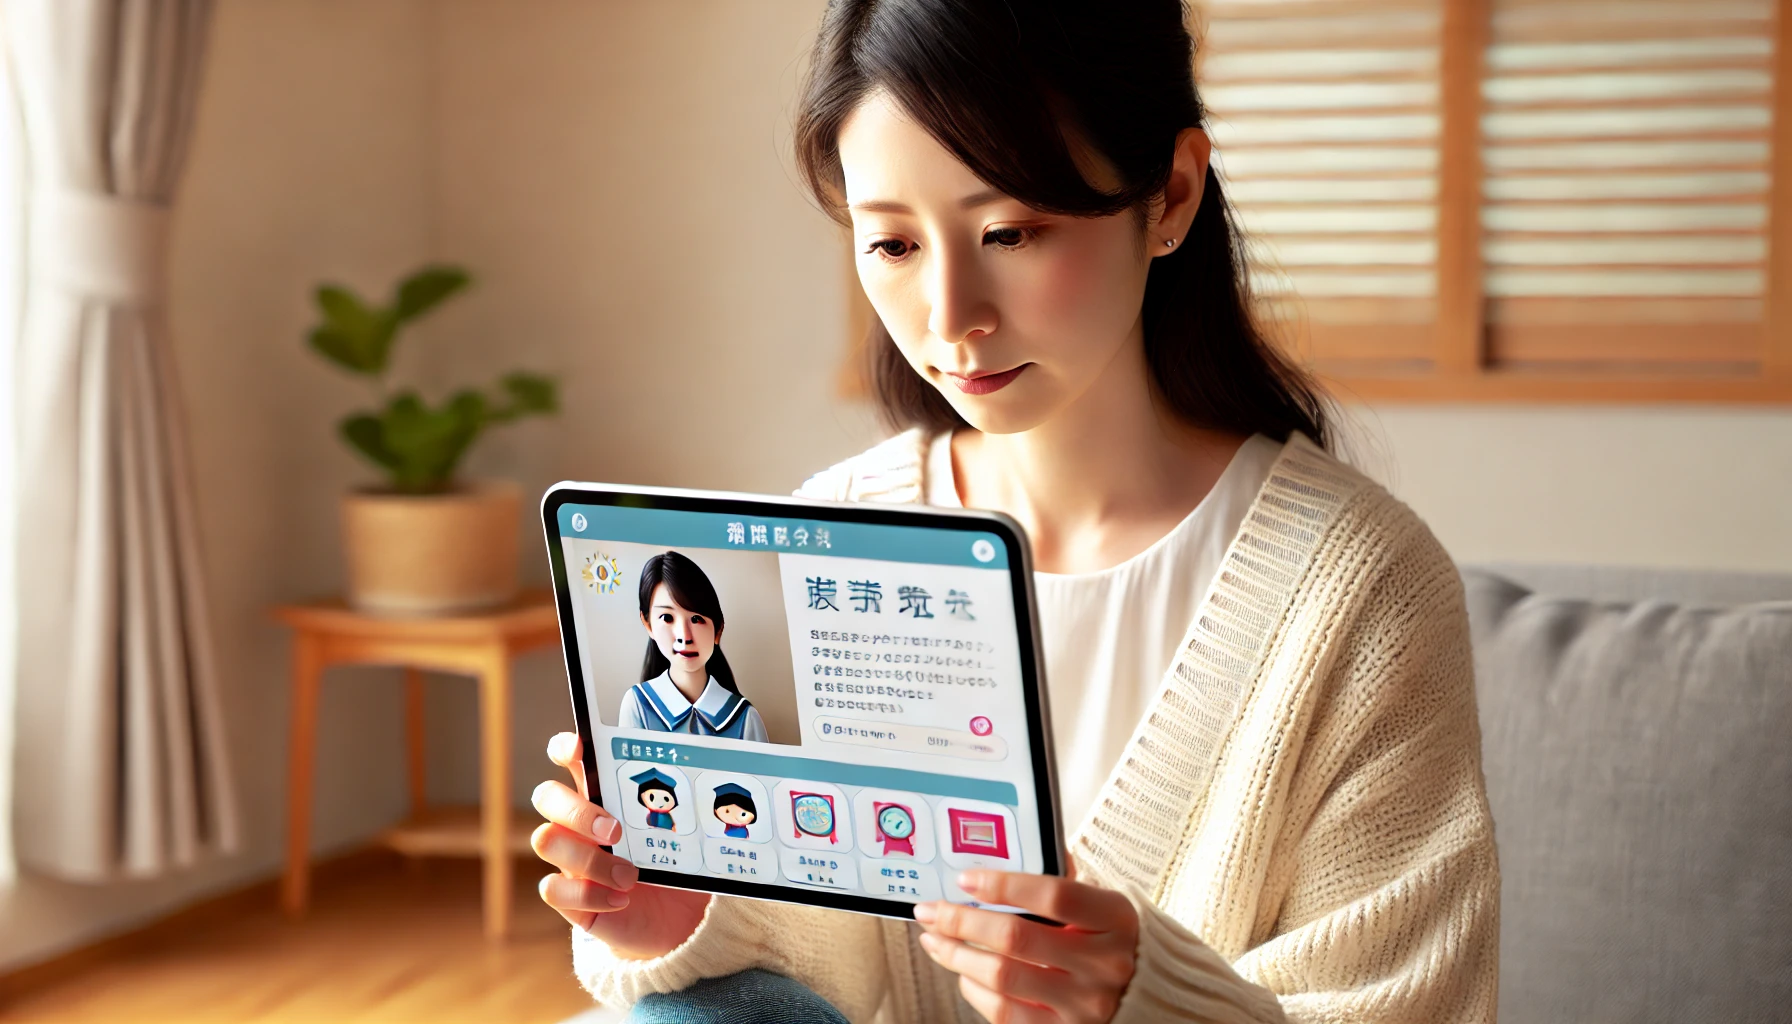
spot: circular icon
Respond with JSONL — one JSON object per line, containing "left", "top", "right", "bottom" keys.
{"left": 570, "top": 512, "right": 588, "bottom": 533}
{"left": 792, "top": 794, "right": 835, "bottom": 837}
{"left": 971, "top": 538, "right": 996, "bottom": 563}
{"left": 969, "top": 716, "right": 992, "bottom": 736}
{"left": 877, "top": 805, "right": 915, "bottom": 840}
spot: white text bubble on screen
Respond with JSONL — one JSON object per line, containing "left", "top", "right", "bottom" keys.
{"left": 814, "top": 717, "right": 1008, "bottom": 761}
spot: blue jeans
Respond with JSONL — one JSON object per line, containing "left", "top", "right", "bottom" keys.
{"left": 624, "top": 969, "right": 849, "bottom": 1024}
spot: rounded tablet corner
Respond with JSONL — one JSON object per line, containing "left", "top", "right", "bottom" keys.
{"left": 540, "top": 481, "right": 580, "bottom": 520}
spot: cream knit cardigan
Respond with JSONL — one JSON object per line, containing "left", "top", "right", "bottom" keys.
{"left": 574, "top": 431, "right": 1500, "bottom": 1023}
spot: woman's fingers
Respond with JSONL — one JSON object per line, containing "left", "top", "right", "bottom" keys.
{"left": 532, "top": 778, "right": 622, "bottom": 845}
{"left": 960, "top": 870, "right": 1135, "bottom": 934}
{"left": 539, "top": 872, "right": 631, "bottom": 914}
{"left": 547, "top": 732, "right": 588, "bottom": 798}
{"left": 914, "top": 901, "right": 1083, "bottom": 971}
{"left": 543, "top": 898, "right": 596, "bottom": 934}
{"left": 531, "top": 821, "right": 639, "bottom": 891}
{"left": 918, "top": 931, "right": 1067, "bottom": 1011}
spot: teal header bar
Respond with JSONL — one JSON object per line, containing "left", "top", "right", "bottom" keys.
{"left": 611, "top": 736, "right": 1019, "bottom": 805}
{"left": 559, "top": 502, "right": 1010, "bottom": 570}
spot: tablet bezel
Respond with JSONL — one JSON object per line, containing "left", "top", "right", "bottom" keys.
{"left": 541, "top": 481, "right": 1064, "bottom": 921}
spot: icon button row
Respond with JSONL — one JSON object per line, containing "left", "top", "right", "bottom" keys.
{"left": 611, "top": 760, "right": 1022, "bottom": 897}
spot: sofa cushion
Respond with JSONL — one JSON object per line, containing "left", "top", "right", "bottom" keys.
{"left": 1463, "top": 570, "right": 1792, "bottom": 1024}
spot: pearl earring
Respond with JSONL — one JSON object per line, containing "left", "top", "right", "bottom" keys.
{"left": 1164, "top": 238, "right": 1176, "bottom": 248}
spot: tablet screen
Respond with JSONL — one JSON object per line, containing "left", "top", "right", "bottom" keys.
{"left": 548, "top": 493, "right": 1056, "bottom": 915}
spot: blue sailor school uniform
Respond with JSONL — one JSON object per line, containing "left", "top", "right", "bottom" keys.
{"left": 621, "top": 672, "right": 770, "bottom": 743}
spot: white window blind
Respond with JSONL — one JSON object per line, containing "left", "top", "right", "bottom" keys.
{"left": 1198, "top": 0, "right": 1445, "bottom": 369}
{"left": 1480, "top": 0, "right": 1777, "bottom": 371}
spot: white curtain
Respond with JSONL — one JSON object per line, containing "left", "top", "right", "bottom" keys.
{"left": 0, "top": 21, "right": 21, "bottom": 886}
{"left": 5, "top": 0, "right": 237, "bottom": 880}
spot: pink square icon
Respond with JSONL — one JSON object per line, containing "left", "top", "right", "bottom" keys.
{"left": 946, "top": 808, "right": 1008, "bottom": 859}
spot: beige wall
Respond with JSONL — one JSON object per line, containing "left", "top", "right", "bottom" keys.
{"left": 412, "top": 0, "right": 878, "bottom": 837}
{"left": 1348, "top": 407, "right": 1792, "bottom": 573}
{"left": 424, "top": 0, "right": 872, "bottom": 496}
{"left": 9, "top": 0, "right": 1791, "bottom": 975}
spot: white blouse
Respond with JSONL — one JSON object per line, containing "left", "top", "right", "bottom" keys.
{"left": 924, "top": 432, "right": 1284, "bottom": 831}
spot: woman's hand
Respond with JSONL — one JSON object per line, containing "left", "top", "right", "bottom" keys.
{"left": 532, "top": 731, "right": 712, "bottom": 959}
{"left": 913, "top": 865, "right": 1138, "bottom": 1023}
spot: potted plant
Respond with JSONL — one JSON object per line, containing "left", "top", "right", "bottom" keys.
{"left": 306, "top": 265, "right": 558, "bottom": 614}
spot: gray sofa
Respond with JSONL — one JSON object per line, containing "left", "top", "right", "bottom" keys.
{"left": 1464, "top": 564, "right": 1792, "bottom": 1023}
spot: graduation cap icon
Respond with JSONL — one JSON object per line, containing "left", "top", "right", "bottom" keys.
{"left": 712, "top": 782, "right": 752, "bottom": 801}
{"left": 630, "top": 767, "right": 678, "bottom": 791}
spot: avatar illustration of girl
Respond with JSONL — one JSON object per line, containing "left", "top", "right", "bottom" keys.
{"left": 631, "top": 767, "right": 679, "bottom": 831}
{"left": 619, "top": 551, "right": 769, "bottom": 743}
{"left": 711, "top": 783, "right": 757, "bottom": 839}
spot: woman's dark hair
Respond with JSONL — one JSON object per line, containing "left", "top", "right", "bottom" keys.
{"left": 639, "top": 551, "right": 740, "bottom": 695}
{"left": 794, "top": 0, "right": 1330, "bottom": 448}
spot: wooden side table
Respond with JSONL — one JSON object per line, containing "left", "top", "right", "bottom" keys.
{"left": 273, "top": 588, "right": 561, "bottom": 939}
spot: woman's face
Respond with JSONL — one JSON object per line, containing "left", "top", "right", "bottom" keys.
{"left": 837, "top": 91, "right": 1157, "bottom": 435}
{"left": 642, "top": 582, "right": 719, "bottom": 672}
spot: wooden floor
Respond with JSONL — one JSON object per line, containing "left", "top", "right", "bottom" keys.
{"left": 0, "top": 854, "right": 598, "bottom": 1023}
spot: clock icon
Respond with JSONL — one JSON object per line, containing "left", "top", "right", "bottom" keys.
{"left": 873, "top": 801, "right": 918, "bottom": 856}
{"left": 878, "top": 805, "right": 914, "bottom": 839}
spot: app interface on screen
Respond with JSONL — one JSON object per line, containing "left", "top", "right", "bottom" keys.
{"left": 556, "top": 502, "right": 1046, "bottom": 909}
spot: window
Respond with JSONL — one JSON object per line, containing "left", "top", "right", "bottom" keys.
{"left": 1202, "top": 0, "right": 1446, "bottom": 381}
{"left": 1201, "top": 0, "right": 1792, "bottom": 401}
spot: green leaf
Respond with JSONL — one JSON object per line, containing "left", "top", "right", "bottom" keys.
{"left": 310, "top": 284, "right": 396, "bottom": 373}
{"left": 501, "top": 373, "right": 558, "bottom": 415}
{"left": 308, "top": 326, "right": 373, "bottom": 375}
{"left": 446, "top": 388, "right": 488, "bottom": 424}
{"left": 374, "top": 390, "right": 483, "bottom": 492}
{"left": 387, "top": 391, "right": 427, "bottom": 419}
{"left": 391, "top": 266, "right": 472, "bottom": 323}
{"left": 485, "top": 373, "right": 559, "bottom": 424}
{"left": 340, "top": 413, "right": 400, "bottom": 471}
{"left": 316, "top": 285, "right": 375, "bottom": 332}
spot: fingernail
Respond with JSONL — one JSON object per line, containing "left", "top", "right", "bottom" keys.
{"left": 958, "top": 871, "right": 983, "bottom": 891}
{"left": 918, "top": 932, "right": 941, "bottom": 953}
{"left": 607, "top": 889, "right": 629, "bottom": 908}
{"left": 912, "top": 902, "right": 937, "bottom": 924}
{"left": 612, "top": 861, "right": 638, "bottom": 890}
{"left": 548, "top": 733, "right": 574, "bottom": 760}
{"left": 595, "top": 817, "right": 621, "bottom": 843}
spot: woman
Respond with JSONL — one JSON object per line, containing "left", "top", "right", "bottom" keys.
{"left": 531, "top": 2, "right": 1498, "bottom": 1022}
{"left": 620, "top": 551, "right": 769, "bottom": 744}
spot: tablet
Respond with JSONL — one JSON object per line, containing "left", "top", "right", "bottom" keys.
{"left": 541, "top": 482, "right": 1063, "bottom": 920}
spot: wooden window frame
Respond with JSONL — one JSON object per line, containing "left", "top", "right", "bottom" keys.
{"left": 1316, "top": 0, "right": 1792, "bottom": 403}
